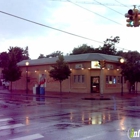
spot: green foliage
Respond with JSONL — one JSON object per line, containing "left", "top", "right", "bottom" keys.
{"left": 38, "top": 54, "right": 46, "bottom": 59}
{"left": 8, "top": 46, "right": 29, "bottom": 62}
{"left": 49, "top": 55, "right": 71, "bottom": 92}
{"left": 0, "top": 46, "right": 29, "bottom": 68}
{"left": 2, "top": 51, "right": 22, "bottom": 91}
{"left": 71, "top": 44, "right": 95, "bottom": 55}
{"left": 37, "top": 51, "right": 63, "bottom": 59}
{"left": 120, "top": 51, "right": 140, "bottom": 92}
{"left": 71, "top": 36, "right": 119, "bottom": 55}
{"left": 0, "top": 52, "right": 9, "bottom": 68}
{"left": 46, "top": 51, "right": 63, "bottom": 58}
{"left": 98, "top": 36, "right": 119, "bottom": 55}
{"left": 0, "top": 46, "right": 28, "bottom": 90}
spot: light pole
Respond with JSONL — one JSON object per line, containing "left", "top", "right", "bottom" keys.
{"left": 120, "top": 58, "right": 125, "bottom": 96}
{"left": 25, "top": 62, "right": 29, "bottom": 94}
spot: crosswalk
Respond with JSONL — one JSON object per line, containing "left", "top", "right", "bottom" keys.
{"left": 9, "top": 134, "right": 44, "bottom": 140}
{"left": 0, "top": 115, "right": 44, "bottom": 140}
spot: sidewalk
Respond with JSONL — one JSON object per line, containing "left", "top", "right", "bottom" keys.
{"left": 0, "top": 87, "right": 139, "bottom": 100}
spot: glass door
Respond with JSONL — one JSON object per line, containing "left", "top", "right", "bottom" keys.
{"left": 91, "top": 76, "right": 100, "bottom": 93}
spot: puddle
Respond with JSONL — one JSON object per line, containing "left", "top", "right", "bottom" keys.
{"left": 8, "top": 120, "right": 16, "bottom": 124}
{"left": 53, "top": 123, "right": 81, "bottom": 129}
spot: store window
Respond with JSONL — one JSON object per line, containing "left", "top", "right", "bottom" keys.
{"left": 117, "top": 76, "right": 121, "bottom": 83}
{"left": 106, "top": 75, "right": 121, "bottom": 84}
{"left": 73, "top": 75, "right": 85, "bottom": 83}
{"left": 74, "top": 75, "right": 77, "bottom": 83}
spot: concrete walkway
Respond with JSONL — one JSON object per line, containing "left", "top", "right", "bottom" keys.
{"left": 0, "top": 86, "right": 139, "bottom": 100}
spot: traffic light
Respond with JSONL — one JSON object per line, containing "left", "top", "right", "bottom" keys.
{"left": 99, "top": 60, "right": 106, "bottom": 68}
{"left": 125, "top": 9, "right": 134, "bottom": 27}
{"left": 125, "top": 9, "right": 140, "bottom": 27}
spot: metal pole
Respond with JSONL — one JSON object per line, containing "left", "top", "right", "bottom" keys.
{"left": 26, "top": 66, "right": 28, "bottom": 94}
{"left": 121, "top": 75, "right": 123, "bottom": 96}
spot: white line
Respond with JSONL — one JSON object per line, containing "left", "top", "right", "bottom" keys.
{"left": 9, "top": 133, "right": 44, "bottom": 140}
{"left": 77, "top": 133, "right": 105, "bottom": 140}
{"left": 0, "top": 118, "right": 13, "bottom": 122}
{"left": 0, "top": 124, "right": 25, "bottom": 130}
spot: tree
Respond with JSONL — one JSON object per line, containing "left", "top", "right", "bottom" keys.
{"left": 46, "top": 51, "right": 63, "bottom": 58}
{"left": 120, "top": 51, "right": 140, "bottom": 93}
{"left": 0, "top": 52, "right": 9, "bottom": 68}
{"left": 71, "top": 44, "right": 95, "bottom": 55}
{"left": 8, "top": 46, "right": 30, "bottom": 62}
{"left": 99, "top": 36, "right": 119, "bottom": 55}
{"left": 71, "top": 37, "right": 120, "bottom": 55}
{"left": 38, "top": 54, "right": 46, "bottom": 59}
{"left": 2, "top": 50, "right": 22, "bottom": 91}
{"left": 49, "top": 55, "right": 71, "bottom": 93}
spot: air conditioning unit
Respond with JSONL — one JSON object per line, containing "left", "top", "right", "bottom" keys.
{"left": 106, "top": 64, "right": 114, "bottom": 69}
{"left": 75, "top": 64, "right": 83, "bottom": 69}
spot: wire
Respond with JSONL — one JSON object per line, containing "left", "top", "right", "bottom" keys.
{"left": 50, "top": 0, "right": 131, "bottom": 7}
{"left": 67, "top": 0, "right": 123, "bottom": 25}
{"left": 114, "top": 0, "right": 130, "bottom": 8}
{"left": 0, "top": 10, "right": 130, "bottom": 52}
{"left": 0, "top": 10, "right": 103, "bottom": 43}
{"left": 93, "top": 0, "right": 124, "bottom": 15}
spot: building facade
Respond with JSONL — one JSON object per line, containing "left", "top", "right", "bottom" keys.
{"left": 12, "top": 53, "right": 131, "bottom": 94}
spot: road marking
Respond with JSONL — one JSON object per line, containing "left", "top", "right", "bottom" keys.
{"left": 9, "top": 133, "right": 44, "bottom": 140}
{"left": 77, "top": 132, "right": 105, "bottom": 140}
{"left": 0, "top": 124, "right": 25, "bottom": 130}
{"left": 0, "top": 118, "right": 13, "bottom": 122}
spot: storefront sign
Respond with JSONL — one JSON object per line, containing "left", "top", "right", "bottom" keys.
{"left": 91, "top": 61, "right": 100, "bottom": 69}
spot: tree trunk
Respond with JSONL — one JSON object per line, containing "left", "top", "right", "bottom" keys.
{"left": 60, "top": 81, "right": 62, "bottom": 93}
{"left": 10, "top": 81, "right": 12, "bottom": 92}
{"left": 136, "top": 82, "right": 138, "bottom": 94}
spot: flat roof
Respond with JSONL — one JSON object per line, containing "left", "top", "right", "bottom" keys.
{"left": 17, "top": 53, "right": 122, "bottom": 66}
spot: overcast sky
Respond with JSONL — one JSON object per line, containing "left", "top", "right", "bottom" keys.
{"left": 0, "top": 0, "right": 140, "bottom": 59}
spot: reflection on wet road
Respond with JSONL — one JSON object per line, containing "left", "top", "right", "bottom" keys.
{"left": 0, "top": 93, "right": 140, "bottom": 139}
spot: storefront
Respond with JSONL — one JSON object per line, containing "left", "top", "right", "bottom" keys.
{"left": 12, "top": 53, "right": 130, "bottom": 94}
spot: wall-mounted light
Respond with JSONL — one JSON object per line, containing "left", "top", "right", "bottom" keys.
{"left": 88, "top": 68, "right": 91, "bottom": 70}
{"left": 81, "top": 68, "right": 84, "bottom": 70}
{"left": 44, "top": 70, "right": 47, "bottom": 72}
{"left": 117, "top": 69, "right": 119, "bottom": 71}
{"left": 25, "top": 62, "right": 29, "bottom": 94}
{"left": 120, "top": 58, "right": 125, "bottom": 63}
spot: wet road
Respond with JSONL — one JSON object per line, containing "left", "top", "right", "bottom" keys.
{"left": 0, "top": 93, "right": 140, "bottom": 140}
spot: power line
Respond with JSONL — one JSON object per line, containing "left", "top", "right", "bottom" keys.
{"left": 114, "top": 0, "right": 130, "bottom": 8}
{"left": 93, "top": 0, "right": 124, "bottom": 15}
{"left": 50, "top": 0, "right": 132, "bottom": 7}
{"left": 0, "top": 10, "right": 130, "bottom": 52}
{"left": 0, "top": 10, "right": 103, "bottom": 43}
{"left": 68, "top": 0, "right": 123, "bottom": 25}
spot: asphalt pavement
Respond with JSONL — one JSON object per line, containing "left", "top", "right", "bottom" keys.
{"left": 0, "top": 87, "right": 140, "bottom": 139}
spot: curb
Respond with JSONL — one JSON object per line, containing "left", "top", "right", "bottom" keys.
{"left": 82, "top": 97, "right": 111, "bottom": 100}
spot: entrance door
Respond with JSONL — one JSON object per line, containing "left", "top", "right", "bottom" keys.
{"left": 91, "top": 76, "right": 100, "bottom": 93}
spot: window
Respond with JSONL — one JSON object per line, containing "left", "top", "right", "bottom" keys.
{"left": 117, "top": 76, "right": 121, "bottom": 83}
{"left": 78, "top": 75, "right": 80, "bottom": 82}
{"left": 73, "top": 75, "right": 85, "bottom": 83}
{"left": 106, "top": 75, "right": 118, "bottom": 84}
{"left": 81, "top": 75, "right": 85, "bottom": 83}
{"left": 106, "top": 75, "right": 109, "bottom": 83}
{"left": 113, "top": 76, "right": 116, "bottom": 84}
{"left": 109, "top": 76, "right": 112, "bottom": 84}
{"left": 74, "top": 75, "right": 77, "bottom": 83}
